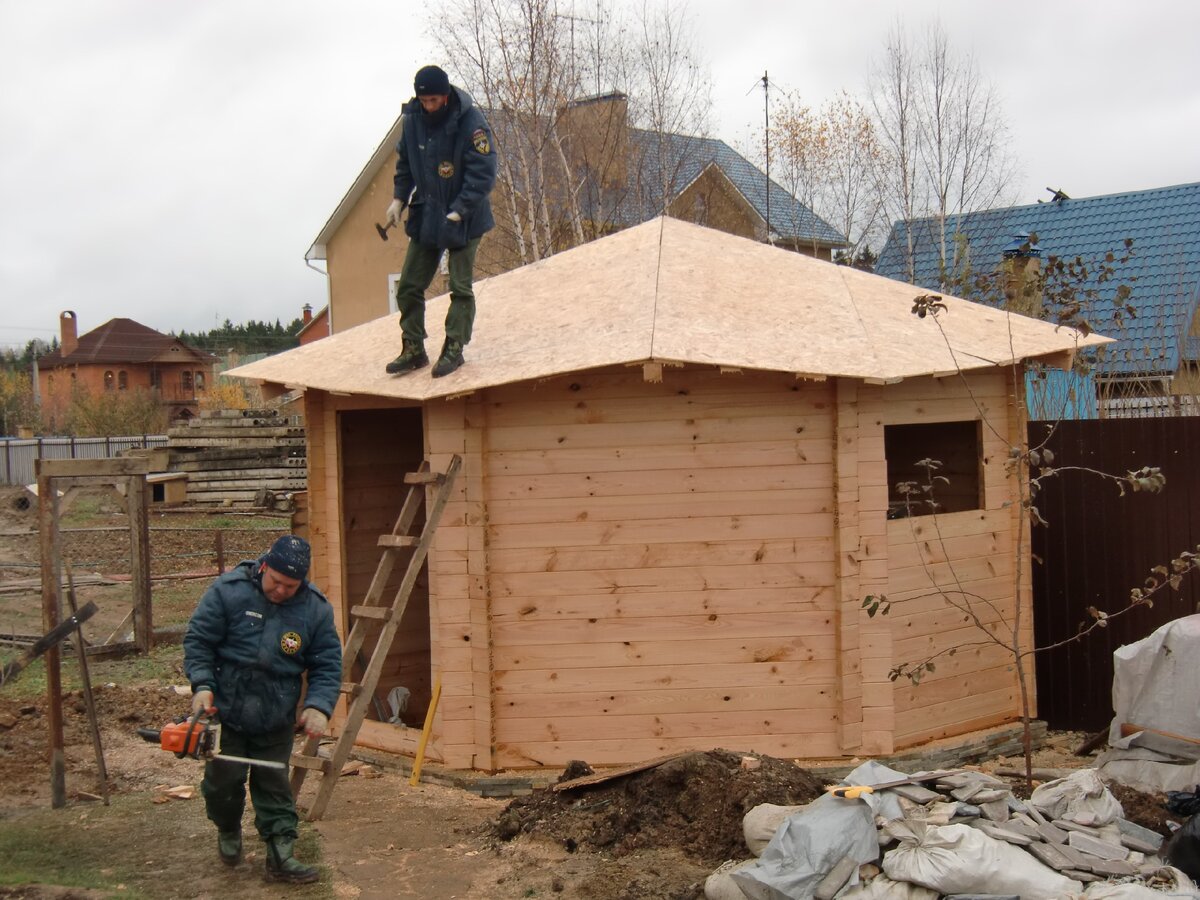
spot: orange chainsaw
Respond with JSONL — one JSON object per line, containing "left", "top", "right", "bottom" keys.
{"left": 137, "top": 712, "right": 286, "bottom": 770}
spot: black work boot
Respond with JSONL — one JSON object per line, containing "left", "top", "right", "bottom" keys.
{"left": 385, "top": 340, "right": 429, "bottom": 375}
{"left": 431, "top": 338, "right": 464, "bottom": 378}
{"left": 264, "top": 837, "right": 319, "bottom": 884}
{"left": 217, "top": 829, "right": 242, "bottom": 866}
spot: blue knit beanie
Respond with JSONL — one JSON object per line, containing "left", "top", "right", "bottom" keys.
{"left": 264, "top": 535, "right": 310, "bottom": 581}
{"left": 414, "top": 65, "right": 450, "bottom": 96}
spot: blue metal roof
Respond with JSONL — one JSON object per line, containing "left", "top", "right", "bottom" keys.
{"left": 875, "top": 182, "right": 1200, "bottom": 378}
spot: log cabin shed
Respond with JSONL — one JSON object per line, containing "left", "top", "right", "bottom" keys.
{"left": 229, "top": 216, "right": 1108, "bottom": 771}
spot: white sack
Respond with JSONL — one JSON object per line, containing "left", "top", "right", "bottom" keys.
{"left": 730, "top": 793, "right": 879, "bottom": 900}
{"left": 1029, "top": 767, "right": 1124, "bottom": 826}
{"left": 881, "top": 820, "right": 1082, "bottom": 900}
{"left": 705, "top": 859, "right": 756, "bottom": 900}
{"left": 837, "top": 874, "right": 939, "bottom": 899}
{"left": 744, "top": 804, "right": 808, "bottom": 857}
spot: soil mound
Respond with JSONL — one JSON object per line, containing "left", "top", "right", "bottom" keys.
{"left": 494, "top": 749, "right": 825, "bottom": 864}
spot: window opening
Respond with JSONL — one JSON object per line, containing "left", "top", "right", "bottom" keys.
{"left": 884, "top": 420, "right": 983, "bottom": 518}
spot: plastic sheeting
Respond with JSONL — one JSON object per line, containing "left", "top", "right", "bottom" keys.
{"left": 1099, "top": 615, "right": 1200, "bottom": 793}
{"left": 729, "top": 793, "right": 879, "bottom": 900}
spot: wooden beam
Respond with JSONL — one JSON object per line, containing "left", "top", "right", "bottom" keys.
{"left": 37, "top": 458, "right": 150, "bottom": 478}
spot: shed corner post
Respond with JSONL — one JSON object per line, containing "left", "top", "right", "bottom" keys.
{"left": 833, "top": 379, "right": 865, "bottom": 754}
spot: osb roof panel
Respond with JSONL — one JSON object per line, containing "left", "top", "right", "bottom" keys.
{"left": 230, "top": 217, "right": 1110, "bottom": 400}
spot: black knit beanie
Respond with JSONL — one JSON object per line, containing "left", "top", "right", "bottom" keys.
{"left": 414, "top": 65, "right": 450, "bottom": 96}
{"left": 264, "top": 535, "right": 310, "bottom": 581}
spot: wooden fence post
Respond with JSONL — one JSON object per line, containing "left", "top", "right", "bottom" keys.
{"left": 36, "top": 461, "right": 67, "bottom": 808}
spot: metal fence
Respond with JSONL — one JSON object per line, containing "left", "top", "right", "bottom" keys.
{"left": 0, "top": 435, "right": 168, "bottom": 486}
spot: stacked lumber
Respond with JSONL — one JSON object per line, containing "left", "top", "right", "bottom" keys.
{"left": 167, "top": 409, "right": 306, "bottom": 506}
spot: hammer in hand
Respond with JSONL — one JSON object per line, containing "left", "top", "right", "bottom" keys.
{"left": 375, "top": 201, "right": 408, "bottom": 241}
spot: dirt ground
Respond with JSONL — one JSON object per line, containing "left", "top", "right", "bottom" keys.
{"left": 0, "top": 486, "right": 1190, "bottom": 898}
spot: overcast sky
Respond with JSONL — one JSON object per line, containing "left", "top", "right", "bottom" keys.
{"left": 2, "top": 0, "right": 1197, "bottom": 352}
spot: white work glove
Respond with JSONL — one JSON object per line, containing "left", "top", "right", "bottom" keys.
{"left": 445, "top": 210, "right": 462, "bottom": 223}
{"left": 386, "top": 198, "right": 405, "bottom": 227}
{"left": 191, "top": 688, "right": 215, "bottom": 718}
{"left": 298, "top": 707, "right": 329, "bottom": 738}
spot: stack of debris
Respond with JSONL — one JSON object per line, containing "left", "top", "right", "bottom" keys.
{"left": 166, "top": 409, "right": 306, "bottom": 507}
{"left": 707, "top": 765, "right": 1197, "bottom": 899}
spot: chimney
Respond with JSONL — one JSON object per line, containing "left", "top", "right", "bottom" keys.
{"left": 558, "top": 92, "right": 629, "bottom": 190}
{"left": 302, "top": 304, "right": 313, "bottom": 324}
{"left": 1001, "top": 233, "right": 1043, "bottom": 317}
{"left": 60, "top": 310, "right": 79, "bottom": 357}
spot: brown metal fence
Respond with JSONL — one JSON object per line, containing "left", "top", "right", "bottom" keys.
{"left": 1030, "top": 417, "right": 1200, "bottom": 731}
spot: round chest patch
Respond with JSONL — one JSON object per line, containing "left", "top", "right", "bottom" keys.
{"left": 438, "top": 161, "right": 454, "bottom": 178}
{"left": 280, "top": 631, "right": 302, "bottom": 655}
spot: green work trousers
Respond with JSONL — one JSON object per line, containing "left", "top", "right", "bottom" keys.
{"left": 395, "top": 237, "right": 481, "bottom": 346}
{"left": 200, "top": 724, "right": 297, "bottom": 840}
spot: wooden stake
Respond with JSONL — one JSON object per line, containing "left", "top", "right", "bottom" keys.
{"left": 37, "top": 463, "right": 66, "bottom": 808}
{"left": 409, "top": 673, "right": 442, "bottom": 787}
{"left": 64, "top": 563, "right": 109, "bottom": 805}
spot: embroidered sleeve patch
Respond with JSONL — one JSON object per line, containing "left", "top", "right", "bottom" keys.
{"left": 471, "top": 127, "right": 491, "bottom": 155}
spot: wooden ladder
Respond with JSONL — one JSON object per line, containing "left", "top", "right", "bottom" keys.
{"left": 290, "top": 453, "right": 461, "bottom": 821}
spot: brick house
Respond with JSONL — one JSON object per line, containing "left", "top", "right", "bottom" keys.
{"left": 305, "top": 91, "right": 847, "bottom": 334}
{"left": 37, "top": 311, "right": 218, "bottom": 427}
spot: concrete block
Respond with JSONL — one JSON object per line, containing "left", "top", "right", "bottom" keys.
{"left": 1067, "top": 829, "right": 1129, "bottom": 861}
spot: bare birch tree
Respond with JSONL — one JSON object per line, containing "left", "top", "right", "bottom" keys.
{"left": 871, "top": 19, "right": 1017, "bottom": 286}
{"left": 431, "top": 0, "right": 711, "bottom": 266}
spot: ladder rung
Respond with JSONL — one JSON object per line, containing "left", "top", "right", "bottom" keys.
{"left": 350, "top": 605, "right": 393, "bottom": 621}
{"left": 290, "top": 753, "right": 331, "bottom": 772}
{"left": 377, "top": 534, "right": 418, "bottom": 548}
{"left": 404, "top": 471, "right": 444, "bottom": 484}
{"left": 339, "top": 682, "right": 363, "bottom": 697}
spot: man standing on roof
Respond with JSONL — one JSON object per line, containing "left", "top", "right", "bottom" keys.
{"left": 184, "top": 535, "right": 342, "bottom": 884}
{"left": 384, "top": 65, "right": 498, "bottom": 379}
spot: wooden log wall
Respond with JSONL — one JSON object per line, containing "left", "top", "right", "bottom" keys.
{"left": 862, "top": 371, "right": 1031, "bottom": 749}
{"left": 468, "top": 366, "right": 841, "bottom": 769}
{"left": 166, "top": 408, "right": 306, "bottom": 505}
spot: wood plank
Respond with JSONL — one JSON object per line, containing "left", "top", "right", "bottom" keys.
{"left": 494, "top": 706, "right": 838, "bottom": 743}
{"left": 484, "top": 487, "right": 832, "bottom": 526}
{"left": 552, "top": 753, "right": 686, "bottom": 792}
{"left": 487, "top": 440, "right": 831, "bottom": 476}
{"left": 495, "top": 683, "right": 836, "bottom": 718}
{"left": 489, "top": 537, "right": 835, "bottom": 574}
{"left": 486, "top": 611, "right": 837, "bottom": 648}
{"left": 489, "top": 563, "right": 835, "bottom": 599}
{"left": 484, "top": 461, "right": 835, "bottom": 501}
{"left": 493, "top": 731, "right": 840, "bottom": 769}
{"left": 483, "top": 412, "right": 835, "bottom": 452}
{"left": 494, "top": 659, "right": 839, "bottom": 694}
{"left": 493, "top": 635, "right": 837, "bottom": 669}
{"left": 490, "top": 586, "right": 835, "bottom": 623}
{"left": 486, "top": 511, "right": 836, "bottom": 550}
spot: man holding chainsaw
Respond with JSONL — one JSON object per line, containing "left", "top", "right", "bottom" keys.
{"left": 383, "top": 63, "right": 497, "bottom": 379}
{"left": 183, "top": 534, "right": 342, "bottom": 884}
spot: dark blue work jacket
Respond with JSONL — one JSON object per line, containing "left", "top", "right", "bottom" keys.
{"left": 183, "top": 559, "right": 342, "bottom": 735}
{"left": 394, "top": 86, "right": 497, "bottom": 250}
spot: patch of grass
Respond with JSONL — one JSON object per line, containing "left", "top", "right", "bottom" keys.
{"left": 0, "top": 794, "right": 331, "bottom": 898}
{"left": 151, "top": 581, "right": 204, "bottom": 627}
{"left": 88, "top": 642, "right": 186, "bottom": 687}
{"left": 0, "top": 644, "right": 187, "bottom": 701}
